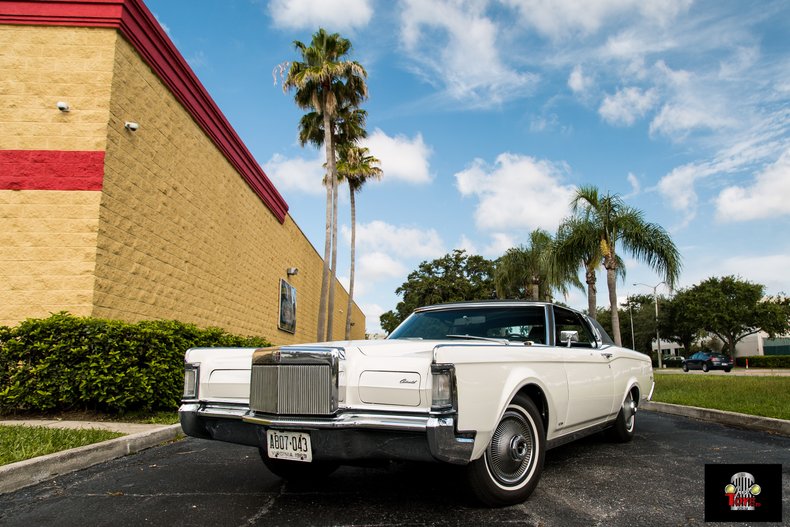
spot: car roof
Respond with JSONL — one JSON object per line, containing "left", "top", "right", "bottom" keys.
{"left": 415, "top": 300, "right": 556, "bottom": 312}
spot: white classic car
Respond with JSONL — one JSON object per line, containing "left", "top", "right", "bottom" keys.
{"left": 180, "top": 301, "right": 654, "bottom": 506}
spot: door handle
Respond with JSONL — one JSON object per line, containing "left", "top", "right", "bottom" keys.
{"left": 601, "top": 352, "right": 613, "bottom": 359}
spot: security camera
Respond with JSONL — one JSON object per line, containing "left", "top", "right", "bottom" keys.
{"left": 124, "top": 121, "right": 139, "bottom": 132}
{"left": 56, "top": 101, "right": 70, "bottom": 112}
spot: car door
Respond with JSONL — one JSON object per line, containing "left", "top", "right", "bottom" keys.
{"left": 552, "top": 306, "right": 615, "bottom": 430}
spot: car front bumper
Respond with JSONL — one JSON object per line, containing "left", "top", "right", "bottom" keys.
{"left": 179, "top": 402, "right": 475, "bottom": 465}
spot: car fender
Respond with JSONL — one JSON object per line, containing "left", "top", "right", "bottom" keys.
{"left": 448, "top": 356, "right": 567, "bottom": 461}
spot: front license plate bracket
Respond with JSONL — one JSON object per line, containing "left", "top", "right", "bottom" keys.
{"left": 266, "top": 430, "right": 313, "bottom": 463}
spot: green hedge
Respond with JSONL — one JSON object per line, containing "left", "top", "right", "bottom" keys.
{"left": 734, "top": 355, "right": 790, "bottom": 369}
{"left": 0, "top": 313, "right": 270, "bottom": 414}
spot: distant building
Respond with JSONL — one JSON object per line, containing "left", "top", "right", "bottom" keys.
{"left": 0, "top": 0, "right": 364, "bottom": 342}
{"left": 711, "top": 332, "right": 790, "bottom": 358}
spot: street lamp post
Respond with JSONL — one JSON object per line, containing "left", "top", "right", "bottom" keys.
{"left": 634, "top": 281, "right": 666, "bottom": 369}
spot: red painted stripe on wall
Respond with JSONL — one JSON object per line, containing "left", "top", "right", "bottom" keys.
{"left": 0, "top": 150, "right": 104, "bottom": 191}
{"left": 0, "top": 0, "right": 289, "bottom": 223}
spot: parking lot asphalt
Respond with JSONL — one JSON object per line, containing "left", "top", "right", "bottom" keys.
{"left": 0, "top": 412, "right": 788, "bottom": 526}
{"left": 0, "top": 421, "right": 182, "bottom": 494}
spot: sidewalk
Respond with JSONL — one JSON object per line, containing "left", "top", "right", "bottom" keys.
{"left": 0, "top": 419, "right": 171, "bottom": 434}
{"left": 0, "top": 419, "right": 183, "bottom": 494}
{"left": 653, "top": 368, "right": 790, "bottom": 376}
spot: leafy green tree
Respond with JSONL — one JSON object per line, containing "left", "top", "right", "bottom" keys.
{"left": 658, "top": 288, "right": 703, "bottom": 357}
{"left": 282, "top": 28, "right": 367, "bottom": 341}
{"left": 598, "top": 296, "right": 655, "bottom": 354}
{"left": 495, "top": 230, "right": 581, "bottom": 301}
{"left": 571, "top": 185, "right": 681, "bottom": 346}
{"left": 677, "top": 276, "right": 790, "bottom": 356}
{"left": 380, "top": 250, "right": 495, "bottom": 334}
{"left": 337, "top": 145, "right": 382, "bottom": 339}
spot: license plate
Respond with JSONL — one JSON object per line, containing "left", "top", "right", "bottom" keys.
{"left": 266, "top": 430, "right": 312, "bottom": 462}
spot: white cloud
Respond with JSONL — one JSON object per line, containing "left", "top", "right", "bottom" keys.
{"left": 657, "top": 108, "right": 790, "bottom": 222}
{"left": 399, "top": 0, "right": 537, "bottom": 107}
{"left": 568, "top": 65, "right": 592, "bottom": 94}
{"left": 457, "top": 235, "right": 478, "bottom": 255}
{"left": 649, "top": 103, "right": 733, "bottom": 139}
{"left": 504, "top": 0, "right": 692, "bottom": 40}
{"left": 454, "top": 153, "right": 575, "bottom": 232}
{"left": 717, "top": 254, "right": 790, "bottom": 294}
{"left": 715, "top": 148, "right": 790, "bottom": 222}
{"left": 482, "top": 233, "right": 515, "bottom": 258}
{"left": 263, "top": 153, "right": 325, "bottom": 195}
{"left": 599, "top": 87, "right": 657, "bottom": 126}
{"left": 153, "top": 14, "right": 172, "bottom": 37}
{"left": 352, "top": 220, "right": 446, "bottom": 259}
{"left": 360, "top": 302, "right": 387, "bottom": 334}
{"left": 268, "top": 0, "right": 373, "bottom": 31}
{"left": 357, "top": 251, "right": 408, "bottom": 281}
{"left": 625, "top": 172, "right": 641, "bottom": 198}
{"left": 361, "top": 129, "right": 433, "bottom": 184}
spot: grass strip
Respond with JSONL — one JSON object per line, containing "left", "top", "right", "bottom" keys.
{"left": 0, "top": 425, "right": 124, "bottom": 466}
{"left": 652, "top": 375, "right": 790, "bottom": 420}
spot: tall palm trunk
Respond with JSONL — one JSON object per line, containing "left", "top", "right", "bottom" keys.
{"left": 585, "top": 264, "right": 597, "bottom": 320}
{"left": 327, "top": 156, "right": 339, "bottom": 341}
{"left": 345, "top": 187, "right": 357, "bottom": 339}
{"left": 317, "top": 101, "right": 335, "bottom": 341}
{"left": 605, "top": 261, "right": 622, "bottom": 346}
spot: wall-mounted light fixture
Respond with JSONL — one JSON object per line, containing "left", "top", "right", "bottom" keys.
{"left": 286, "top": 267, "right": 299, "bottom": 276}
{"left": 124, "top": 121, "right": 140, "bottom": 132}
{"left": 56, "top": 101, "right": 70, "bottom": 112}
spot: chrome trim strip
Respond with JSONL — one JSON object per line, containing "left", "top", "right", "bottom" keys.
{"left": 547, "top": 420, "right": 615, "bottom": 450}
{"left": 243, "top": 411, "right": 431, "bottom": 432}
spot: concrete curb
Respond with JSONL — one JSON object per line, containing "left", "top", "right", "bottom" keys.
{"left": 642, "top": 401, "right": 790, "bottom": 437}
{"left": 0, "top": 424, "right": 183, "bottom": 494}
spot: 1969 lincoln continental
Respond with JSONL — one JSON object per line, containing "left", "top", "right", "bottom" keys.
{"left": 180, "top": 301, "right": 654, "bottom": 506}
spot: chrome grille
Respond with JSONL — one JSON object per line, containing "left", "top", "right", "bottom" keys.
{"left": 251, "top": 364, "right": 333, "bottom": 415}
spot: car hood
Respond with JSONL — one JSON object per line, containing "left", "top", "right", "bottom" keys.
{"left": 288, "top": 338, "right": 438, "bottom": 359}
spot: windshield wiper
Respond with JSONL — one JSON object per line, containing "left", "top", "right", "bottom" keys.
{"left": 445, "top": 334, "right": 509, "bottom": 344}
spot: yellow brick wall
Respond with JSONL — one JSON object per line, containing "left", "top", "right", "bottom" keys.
{"left": 92, "top": 35, "right": 364, "bottom": 343}
{"left": 0, "top": 190, "right": 101, "bottom": 326}
{"left": 0, "top": 25, "right": 114, "bottom": 326}
{"left": 0, "top": 25, "right": 115, "bottom": 151}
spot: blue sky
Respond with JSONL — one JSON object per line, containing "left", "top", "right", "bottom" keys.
{"left": 147, "top": 0, "right": 790, "bottom": 334}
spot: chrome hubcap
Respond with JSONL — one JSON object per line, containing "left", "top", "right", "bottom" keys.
{"left": 487, "top": 408, "right": 535, "bottom": 486}
{"left": 623, "top": 393, "right": 636, "bottom": 432}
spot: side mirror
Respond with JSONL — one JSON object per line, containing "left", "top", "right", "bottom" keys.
{"left": 560, "top": 330, "right": 579, "bottom": 347}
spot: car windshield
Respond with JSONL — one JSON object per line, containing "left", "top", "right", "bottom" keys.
{"left": 388, "top": 305, "right": 547, "bottom": 343}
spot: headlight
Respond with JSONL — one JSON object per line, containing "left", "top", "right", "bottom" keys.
{"left": 431, "top": 364, "right": 455, "bottom": 411}
{"left": 183, "top": 363, "right": 199, "bottom": 399}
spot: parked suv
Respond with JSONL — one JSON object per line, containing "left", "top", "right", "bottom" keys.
{"left": 682, "top": 352, "right": 733, "bottom": 372}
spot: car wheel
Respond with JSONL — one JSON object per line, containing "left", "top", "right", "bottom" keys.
{"left": 702, "top": 363, "right": 709, "bottom": 372}
{"left": 724, "top": 368, "right": 732, "bottom": 373}
{"left": 259, "top": 449, "right": 339, "bottom": 481}
{"left": 682, "top": 363, "right": 689, "bottom": 372}
{"left": 465, "top": 394, "right": 545, "bottom": 507}
{"left": 606, "top": 390, "right": 637, "bottom": 443}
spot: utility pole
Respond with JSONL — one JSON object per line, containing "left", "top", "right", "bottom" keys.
{"left": 634, "top": 282, "right": 666, "bottom": 369}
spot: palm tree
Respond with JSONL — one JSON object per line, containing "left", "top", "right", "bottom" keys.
{"left": 283, "top": 28, "right": 367, "bottom": 341}
{"left": 571, "top": 185, "right": 681, "bottom": 346}
{"left": 336, "top": 145, "right": 382, "bottom": 339}
{"left": 553, "top": 216, "right": 626, "bottom": 320}
{"left": 495, "top": 229, "right": 581, "bottom": 301}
